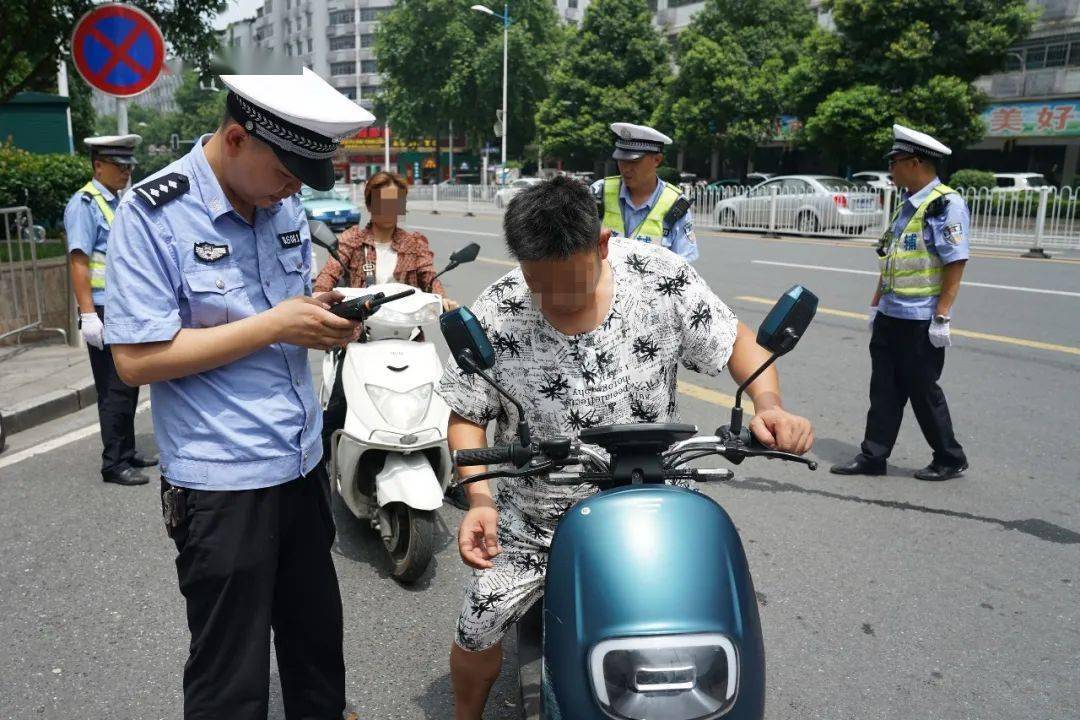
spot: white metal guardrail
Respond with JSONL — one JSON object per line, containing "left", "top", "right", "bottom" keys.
{"left": 371, "top": 182, "right": 1080, "bottom": 252}
{"left": 0, "top": 206, "right": 56, "bottom": 343}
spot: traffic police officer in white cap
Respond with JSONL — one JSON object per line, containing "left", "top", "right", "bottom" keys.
{"left": 63, "top": 134, "right": 158, "bottom": 486}
{"left": 104, "top": 68, "right": 372, "bottom": 719}
{"left": 832, "top": 124, "right": 970, "bottom": 481}
{"left": 590, "top": 122, "right": 698, "bottom": 261}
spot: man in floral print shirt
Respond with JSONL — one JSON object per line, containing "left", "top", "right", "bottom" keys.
{"left": 438, "top": 176, "right": 814, "bottom": 720}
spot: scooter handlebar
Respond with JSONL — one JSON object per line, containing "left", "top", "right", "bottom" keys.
{"left": 454, "top": 446, "right": 515, "bottom": 467}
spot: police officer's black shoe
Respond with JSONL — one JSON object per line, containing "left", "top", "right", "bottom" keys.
{"left": 129, "top": 453, "right": 159, "bottom": 468}
{"left": 914, "top": 462, "right": 968, "bottom": 481}
{"left": 103, "top": 466, "right": 150, "bottom": 486}
{"left": 829, "top": 456, "right": 887, "bottom": 476}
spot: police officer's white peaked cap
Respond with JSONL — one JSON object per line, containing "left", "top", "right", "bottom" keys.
{"left": 219, "top": 67, "right": 375, "bottom": 189}
{"left": 610, "top": 122, "right": 673, "bottom": 160}
{"left": 84, "top": 134, "right": 142, "bottom": 164}
{"left": 886, "top": 124, "right": 952, "bottom": 159}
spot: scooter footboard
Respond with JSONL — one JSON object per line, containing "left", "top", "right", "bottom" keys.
{"left": 543, "top": 485, "right": 766, "bottom": 719}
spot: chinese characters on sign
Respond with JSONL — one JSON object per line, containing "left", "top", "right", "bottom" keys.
{"left": 340, "top": 126, "right": 443, "bottom": 151}
{"left": 983, "top": 101, "right": 1080, "bottom": 137}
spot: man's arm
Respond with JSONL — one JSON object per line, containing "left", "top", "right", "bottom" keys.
{"left": 448, "top": 412, "right": 501, "bottom": 569}
{"left": 936, "top": 260, "right": 966, "bottom": 316}
{"left": 112, "top": 294, "right": 356, "bottom": 386}
{"left": 68, "top": 251, "right": 96, "bottom": 313}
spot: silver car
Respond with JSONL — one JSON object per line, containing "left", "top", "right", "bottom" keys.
{"left": 714, "top": 175, "right": 884, "bottom": 235}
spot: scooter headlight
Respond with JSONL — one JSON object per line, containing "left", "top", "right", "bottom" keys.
{"left": 365, "top": 383, "right": 433, "bottom": 429}
{"left": 589, "top": 634, "right": 738, "bottom": 720}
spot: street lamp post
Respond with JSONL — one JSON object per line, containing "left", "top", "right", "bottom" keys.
{"left": 471, "top": 3, "right": 509, "bottom": 182}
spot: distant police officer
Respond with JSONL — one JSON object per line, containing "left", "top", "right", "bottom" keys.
{"left": 63, "top": 135, "right": 157, "bottom": 486}
{"left": 104, "top": 68, "right": 372, "bottom": 719}
{"left": 590, "top": 122, "right": 698, "bottom": 261}
{"left": 833, "top": 124, "right": 969, "bottom": 481}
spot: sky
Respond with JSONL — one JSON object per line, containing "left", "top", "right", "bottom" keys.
{"left": 212, "top": 0, "right": 265, "bottom": 29}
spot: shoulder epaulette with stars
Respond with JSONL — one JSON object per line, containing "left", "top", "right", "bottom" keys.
{"left": 133, "top": 173, "right": 189, "bottom": 209}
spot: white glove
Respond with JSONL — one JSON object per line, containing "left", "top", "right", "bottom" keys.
{"left": 80, "top": 312, "right": 104, "bottom": 350}
{"left": 928, "top": 319, "right": 951, "bottom": 348}
{"left": 867, "top": 306, "right": 878, "bottom": 332}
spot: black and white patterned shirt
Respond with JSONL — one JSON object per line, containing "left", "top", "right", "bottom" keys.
{"left": 437, "top": 237, "right": 739, "bottom": 525}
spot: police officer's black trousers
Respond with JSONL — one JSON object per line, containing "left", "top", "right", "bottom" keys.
{"left": 87, "top": 305, "right": 139, "bottom": 476}
{"left": 860, "top": 314, "right": 967, "bottom": 468}
{"left": 164, "top": 466, "right": 345, "bottom": 720}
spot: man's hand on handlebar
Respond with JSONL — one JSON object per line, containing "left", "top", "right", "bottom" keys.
{"left": 458, "top": 497, "right": 501, "bottom": 570}
{"left": 749, "top": 407, "right": 814, "bottom": 455}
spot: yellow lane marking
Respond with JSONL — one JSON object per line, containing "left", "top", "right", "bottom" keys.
{"left": 677, "top": 381, "right": 754, "bottom": 413}
{"left": 477, "top": 256, "right": 517, "bottom": 268}
{"left": 736, "top": 295, "right": 1080, "bottom": 356}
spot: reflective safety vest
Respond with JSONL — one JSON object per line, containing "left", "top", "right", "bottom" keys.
{"left": 79, "top": 181, "right": 114, "bottom": 290}
{"left": 879, "top": 184, "right": 955, "bottom": 298}
{"left": 602, "top": 176, "right": 681, "bottom": 241}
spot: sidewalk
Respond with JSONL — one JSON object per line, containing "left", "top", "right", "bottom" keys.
{"left": 0, "top": 338, "right": 95, "bottom": 439}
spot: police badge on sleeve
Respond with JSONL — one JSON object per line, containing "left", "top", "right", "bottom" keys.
{"left": 943, "top": 223, "right": 963, "bottom": 245}
{"left": 194, "top": 242, "right": 230, "bottom": 262}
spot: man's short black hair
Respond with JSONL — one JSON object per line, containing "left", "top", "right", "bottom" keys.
{"left": 503, "top": 176, "right": 601, "bottom": 261}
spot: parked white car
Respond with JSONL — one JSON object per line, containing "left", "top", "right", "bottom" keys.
{"left": 852, "top": 171, "right": 894, "bottom": 190}
{"left": 992, "top": 173, "right": 1053, "bottom": 192}
{"left": 713, "top": 174, "right": 883, "bottom": 235}
{"left": 494, "top": 177, "right": 543, "bottom": 208}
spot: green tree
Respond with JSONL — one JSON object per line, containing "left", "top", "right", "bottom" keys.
{"left": 658, "top": 0, "right": 814, "bottom": 177}
{"left": 786, "top": 0, "right": 1037, "bottom": 167}
{"left": 375, "top": 0, "right": 562, "bottom": 157}
{"left": 0, "top": 0, "right": 226, "bottom": 105}
{"left": 535, "top": 0, "right": 670, "bottom": 167}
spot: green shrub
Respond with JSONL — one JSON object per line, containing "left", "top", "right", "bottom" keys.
{"left": 948, "top": 169, "right": 995, "bottom": 190}
{"left": 0, "top": 144, "right": 93, "bottom": 228}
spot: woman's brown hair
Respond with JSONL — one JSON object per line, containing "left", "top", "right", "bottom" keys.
{"left": 363, "top": 171, "right": 409, "bottom": 209}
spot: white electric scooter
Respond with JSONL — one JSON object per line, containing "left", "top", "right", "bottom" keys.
{"left": 310, "top": 220, "right": 480, "bottom": 581}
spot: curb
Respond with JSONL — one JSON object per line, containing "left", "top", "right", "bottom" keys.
{"left": 0, "top": 378, "right": 97, "bottom": 437}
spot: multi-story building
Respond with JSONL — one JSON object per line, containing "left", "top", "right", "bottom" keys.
{"left": 89, "top": 56, "right": 185, "bottom": 117}
{"left": 962, "top": 0, "right": 1080, "bottom": 184}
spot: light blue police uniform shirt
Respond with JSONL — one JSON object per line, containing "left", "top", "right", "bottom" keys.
{"left": 63, "top": 179, "right": 117, "bottom": 307}
{"left": 879, "top": 178, "right": 970, "bottom": 321}
{"left": 103, "top": 136, "right": 321, "bottom": 490}
{"left": 591, "top": 177, "right": 699, "bottom": 262}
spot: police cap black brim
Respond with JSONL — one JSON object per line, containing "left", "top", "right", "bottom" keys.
{"left": 612, "top": 148, "right": 647, "bottom": 161}
{"left": 271, "top": 145, "right": 336, "bottom": 191}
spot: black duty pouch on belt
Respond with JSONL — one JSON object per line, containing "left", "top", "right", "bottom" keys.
{"left": 161, "top": 483, "right": 188, "bottom": 538}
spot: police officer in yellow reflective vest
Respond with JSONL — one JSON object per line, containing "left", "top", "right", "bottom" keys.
{"left": 63, "top": 135, "right": 156, "bottom": 486}
{"left": 590, "top": 122, "right": 698, "bottom": 261}
{"left": 833, "top": 124, "right": 969, "bottom": 482}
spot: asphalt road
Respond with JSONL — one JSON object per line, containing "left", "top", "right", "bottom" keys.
{"left": 1, "top": 213, "right": 1077, "bottom": 720}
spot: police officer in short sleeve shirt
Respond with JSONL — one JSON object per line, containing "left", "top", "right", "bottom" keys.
{"left": 104, "top": 68, "right": 372, "bottom": 719}
{"left": 832, "top": 124, "right": 970, "bottom": 482}
{"left": 590, "top": 122, "right": 698, "bottom": 262}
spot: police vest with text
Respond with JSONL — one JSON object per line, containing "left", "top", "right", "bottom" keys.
{"left": 878, "top": 184, "right": 956, "bottom": 298}
{"left": 79, "top": 181, "right": 114, "bottom": 291}
{"left": 601, "top": 176, "right": 690, "bottom": 242}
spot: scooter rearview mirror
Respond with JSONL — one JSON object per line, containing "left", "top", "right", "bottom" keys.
{"left": 439, "top": 307, "right": 532, "bottom": 447}
{"left": 756, "top": 285, "right": 818, "bottom": 356}
{"left": 725, "top": 285, "right": 818, "bottom": 437}
{"left": 439, "top": 307, "right": 496, "bottom": 374}
{"left": 307, "top": 219, "right": 340, "bottom": 259}
{"left": 450, "top": 242, "right": 480, "bottom": 265}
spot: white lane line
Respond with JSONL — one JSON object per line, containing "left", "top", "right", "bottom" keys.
{"left": 0, "top": 401, "right": 151, "bottom": 472}
{"left": 751, "top": 260, "right": 1080, "bottom": 298}
{"left": 410, "top": 225, "right": 501, "bottom": 238}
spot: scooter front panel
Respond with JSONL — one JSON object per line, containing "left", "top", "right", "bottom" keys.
{"left": 542, "top": 484, "right": 765, "bottom": 719}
